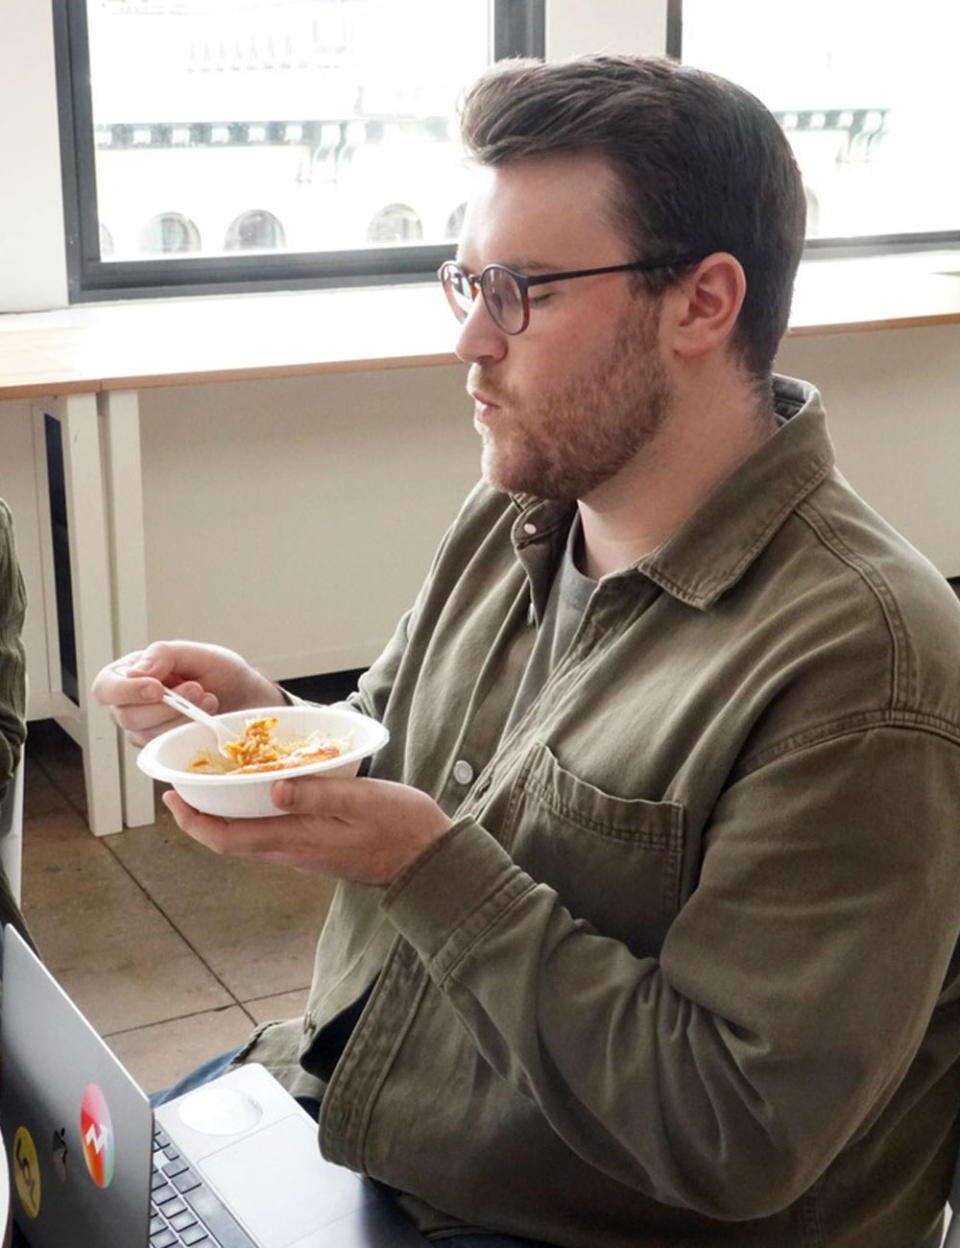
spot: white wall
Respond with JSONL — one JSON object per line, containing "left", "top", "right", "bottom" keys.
{"left": 776, "top": 325, "right": 960, "bottom": 575}
{"left": 0, "top": 0, "right": 68, "bottom": 311}
{"left": 546, "top": 0, "right": 669, "bottom": 59}
{"left": 137, "top": 365, "right": 479, "bottom": 678}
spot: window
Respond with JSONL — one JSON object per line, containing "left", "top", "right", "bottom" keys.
{"left": 445, "top": 203, "right": 467, "bottom": 240}
{"left": 141, "top": 212, "right": 202, "bottom": 255}
{"left": 673, "top": 0, "right": 960, "bottom": 249}
{"left": 367, "top": 204, "right": 424, "bottom": 244}
{"left": 54, "top": 0, "right": 545, "bottom": 301}
{"left": 224, "top": 210, "right": 287, "bottom": 252}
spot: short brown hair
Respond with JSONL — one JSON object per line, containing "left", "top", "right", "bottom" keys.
{"left": 460, "top": 55, "right": 806, "bottom": 382}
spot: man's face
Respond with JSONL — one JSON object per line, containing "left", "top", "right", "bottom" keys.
{"left": 454, "top": 153, "right": 672, "bottom": 503}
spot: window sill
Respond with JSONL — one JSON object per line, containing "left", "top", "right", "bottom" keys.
{"left": 1, "top": 250, "right": 960, "bottom": 400}
{"left": 789, "top": 248, "right": 960, "bottom": 337}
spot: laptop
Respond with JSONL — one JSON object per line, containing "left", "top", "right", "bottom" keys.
{"left": 0, "top": 925, "right": 427, "bottom": 1248}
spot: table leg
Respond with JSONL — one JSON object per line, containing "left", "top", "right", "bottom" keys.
{"left": 35, "top": 395, "right": 122, "bottom": 836}
{"left": 99, "top": 390, "right": 155, "bottom": 828}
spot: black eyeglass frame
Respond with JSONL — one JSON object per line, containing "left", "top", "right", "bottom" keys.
{"left": 438, "top": 255, "right": 703, "bottom": 334}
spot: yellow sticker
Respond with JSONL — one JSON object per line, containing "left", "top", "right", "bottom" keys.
{"left": 13, "top": 1125, "right": 41, "bottom": 1218}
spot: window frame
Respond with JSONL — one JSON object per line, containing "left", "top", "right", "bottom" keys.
{"left": 666, "top": 0, "right": 960, "bottom": 259}
{"left": 54, "top": 0, "right": 545, "bottom": 303}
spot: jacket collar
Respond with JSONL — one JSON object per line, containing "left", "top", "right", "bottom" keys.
{"left": 509, "top": 375, "right": 835, "bottom": 611}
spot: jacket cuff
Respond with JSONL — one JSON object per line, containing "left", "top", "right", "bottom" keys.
{"left": 381, "top": 817, "right": 535, "bottom": 979}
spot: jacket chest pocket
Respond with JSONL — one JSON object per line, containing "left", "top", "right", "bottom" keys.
{"left": 501, "top": 740, "right": 687, "bottom": 958}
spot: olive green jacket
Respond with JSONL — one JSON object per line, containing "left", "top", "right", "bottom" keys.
{"left": 246, "top": 377, "right": 960, "bottom": 1247}
{"left": 0, "top": 499, "right": 26, "bottom": 804}
{"left": 0, "top": 497, "right": 33, "bottom": 949}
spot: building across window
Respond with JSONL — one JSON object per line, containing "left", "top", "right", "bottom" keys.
{"left": 141, "top": 212, "right": 202, "bottom": 255}
{"left": 56, "top": 0, "right": 545, "bottom": 299}
{"left": 676, "top": 0, "right": 960, "bottom": 247}
{"left": 367, "top": 204, "right": 425, "bottom": 245}
{"left": 445, "top": 203, "right": 467, "bottom": 241}
{"left": 225, "top": 210, "right": 287, "bottom": 252}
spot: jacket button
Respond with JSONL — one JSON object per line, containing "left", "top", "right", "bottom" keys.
{"left": 522, "top": 521, "right": 537, "bottom": 535}
{"left": 452, "top": 759, "right": 474, "bottom": 785}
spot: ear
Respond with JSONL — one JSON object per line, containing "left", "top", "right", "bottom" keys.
{"left": 665, "top": 252, "right": 746, "bottom": 361}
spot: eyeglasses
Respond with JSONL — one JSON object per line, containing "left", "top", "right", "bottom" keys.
{"left": 438, "top": 255, "right": 701, "bottom": 335}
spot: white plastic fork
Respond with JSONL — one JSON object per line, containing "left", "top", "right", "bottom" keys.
{"left": 158, "top": 686, "right": 236, "bottom": 758}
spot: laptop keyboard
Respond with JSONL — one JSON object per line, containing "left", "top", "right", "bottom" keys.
{"left": 150, "top": 1126, "right": 254, "bottom": 1248}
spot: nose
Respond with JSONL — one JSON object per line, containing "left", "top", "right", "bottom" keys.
{"left": 454, "top": 295, "right": 508, "bottom": 365}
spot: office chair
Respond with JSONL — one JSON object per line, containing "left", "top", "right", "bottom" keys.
{"left": 0, "top": 753, "right": 24, "bottom": 906}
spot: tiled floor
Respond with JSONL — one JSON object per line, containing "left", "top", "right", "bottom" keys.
{"left": 19, "top": 717, "right": 336, "bottom": 1096}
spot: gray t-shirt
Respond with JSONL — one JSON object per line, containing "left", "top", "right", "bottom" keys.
{"left": 503, "top": 513, "right": 597, "bottom": 738}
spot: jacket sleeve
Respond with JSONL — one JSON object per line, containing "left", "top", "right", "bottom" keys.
{"left": 380, "top": 722, "right": 960, "bottom": 1220}
{"left": 0, "top": 500, "right": 27, "bottom": 803}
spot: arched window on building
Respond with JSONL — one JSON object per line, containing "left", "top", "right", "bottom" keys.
{"left": 445, "top": 203, "right": 466, "bottom": 240}
{"left": 366, "top": 204, "right": 423, "bottom": 244}
{"left": 224, "top": 210, "right": 286, "bottom": 251}
{"left": 140, "top": 213, "right": 201, "bottom": 255}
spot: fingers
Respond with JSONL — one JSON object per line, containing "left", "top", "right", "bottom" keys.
{"left": 119, "top": 641, "right": 182, "bottom": 683}
{"left": 93, "top": 639, "right": 280, "bottom": 738}
{"left": 91, "top": 642, "right": 225, "bottom": 746}
{"left": 91, "top": 642, "right": 193, "bottom": 709}
{"left": 162, "top": 792, "right": 234, "bottom": 852}
{"left": 162, "top": 791, "right": 328, "bottom": 868}
{"left": 115, "top": 680, "right": 221, "bottom": 746}
{"left": 270, "top": 774, "right": 357, "bottom": 818}
{"left": 163, "top": 776, "right": 450, "bottom": 885}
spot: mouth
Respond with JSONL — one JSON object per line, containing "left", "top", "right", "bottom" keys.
{"left": 469, "top": 389, "right": 501, "bottom": 423}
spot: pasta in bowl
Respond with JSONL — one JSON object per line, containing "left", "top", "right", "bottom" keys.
{"left": 137, "top": 704, "right": 389, "bottom": 818}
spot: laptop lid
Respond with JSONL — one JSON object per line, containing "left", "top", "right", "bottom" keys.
{"left": 0, "top": 924, "right": 152, "bottom": 1247}
{"left": 1, "top": 925, "right": 427, "bottom": 1248}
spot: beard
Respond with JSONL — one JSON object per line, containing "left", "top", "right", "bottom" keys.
{"left": 469, "top": 302, "right": 671, "bottom": 503}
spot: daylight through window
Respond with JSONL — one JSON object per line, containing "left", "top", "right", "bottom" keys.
{"left": 681, "top": 0, "right": 960, "bottom": 242}
{"left": 60, "top": 0, "right": 545, "bottom": 296}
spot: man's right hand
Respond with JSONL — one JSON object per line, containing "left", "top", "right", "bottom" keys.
{"left": 91, "top": 640, "right": 284, "bottom": 747}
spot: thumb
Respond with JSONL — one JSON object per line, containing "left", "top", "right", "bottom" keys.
{"left": 127, "top": 641, "right": 180, "bottom": 681}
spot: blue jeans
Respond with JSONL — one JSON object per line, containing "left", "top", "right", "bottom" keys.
{"left": 150, "top": 1054, "right": 557, "bottom": 1248}
{"left": 149, "top": 1047, "right": 241, "bottom": 1106}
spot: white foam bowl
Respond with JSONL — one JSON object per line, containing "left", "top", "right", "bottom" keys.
{"left": 137, "top": 704, "right": 389, "bottom": 819}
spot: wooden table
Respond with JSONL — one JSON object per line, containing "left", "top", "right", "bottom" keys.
{"left": 1, "top": 258, "right": 959, "bottom": 835}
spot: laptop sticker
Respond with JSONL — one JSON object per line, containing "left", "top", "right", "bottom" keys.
{"left": 80, "top": 1084, "right": 115, "bottom": 1189}
{"left": 13, "top": 1125, "right": 41, "bottom": 1218}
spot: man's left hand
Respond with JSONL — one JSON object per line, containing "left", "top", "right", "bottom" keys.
{"left": 162, "top": 776, "right": 452, "bottom": 886}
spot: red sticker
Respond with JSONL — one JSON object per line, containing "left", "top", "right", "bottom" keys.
{"left": 80, "top": 1084, "right": 115, "bottom": 1189}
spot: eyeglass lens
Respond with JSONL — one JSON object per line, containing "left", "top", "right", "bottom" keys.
{"left": 441, "top": 264, "right": 525, "bottom": 334}
{"left": 441, "top": 265, "right": 474, "bottom": 321}
{"left": 482, "top": 267, "right": 524, "bottom": 334}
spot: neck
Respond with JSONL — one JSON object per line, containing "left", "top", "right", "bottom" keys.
{"left": 578, "top": 373, "right": 777, "bottom": 580}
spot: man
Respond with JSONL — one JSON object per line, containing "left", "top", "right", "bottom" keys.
{"left": 0, "top": 497, "right": 36, "bottom": 947}
{"left": 0, "top": 499, "right": 26, "bottom": 805}
{"left": 93, "top": 55, "right": 960, "bottom": 1248}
